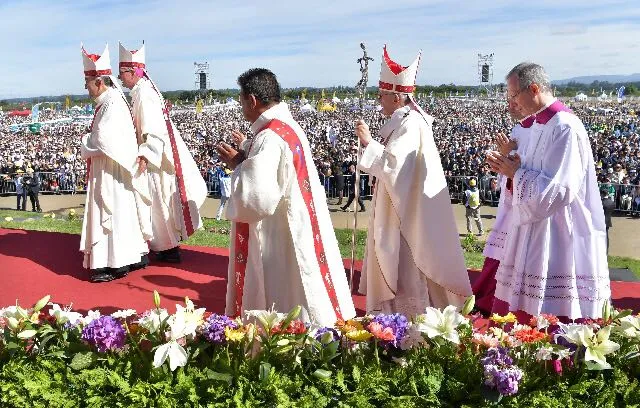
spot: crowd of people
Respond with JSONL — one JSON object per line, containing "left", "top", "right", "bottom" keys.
{"left": 2, "top": 96, "right": 640, "bottom": 212}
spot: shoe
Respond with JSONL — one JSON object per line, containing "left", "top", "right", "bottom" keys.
{"left": 129, "top": 255, "right": 149, "bottom": 272}
{"left": 156, "top": 247, "right": 181, "bottom": 263}
{"left": 358, "top": 208, "right": 365, "bottom": 212}
{"left": 112, "top": 265, "right": 130, "bottom": 278}
{"left": 90, "top": 269, "right": 116, "bottom": 283}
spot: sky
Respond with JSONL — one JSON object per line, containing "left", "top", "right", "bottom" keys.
{"left": 0, "top": 0, "right": 639, "bottom": 99}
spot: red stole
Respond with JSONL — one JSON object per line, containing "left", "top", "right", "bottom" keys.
{"left": 232, "top": 119, "right": 343, "bottom": 320}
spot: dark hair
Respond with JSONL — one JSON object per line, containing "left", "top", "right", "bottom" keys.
{"left": 237, "top": 68, "right": 281, "bottom": 105}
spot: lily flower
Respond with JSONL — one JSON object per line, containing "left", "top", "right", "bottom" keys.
{"left": 413, "top": 305, "right": 467, "bottom": 344}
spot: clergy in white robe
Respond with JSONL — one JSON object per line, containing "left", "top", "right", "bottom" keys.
{"left": 354, "top": 46, "right": 473, "bottom": 317}
{"left": 216, "top": 68, "right": 355, "bottom": 326}
{"left": 474, "top": 113, "right": 534, "bottom": 315}
{"left": 119, "top": 42, "right": 207, "bottom": 262}
{"left": 487, "top": 62, "right": 610, "bottom": 320}
{"left": 79, "top": 44, "right": 152, "bottom": 282}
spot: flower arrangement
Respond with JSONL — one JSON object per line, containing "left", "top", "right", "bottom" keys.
{"left": 1, "top": 294, "right": 640, "bottom": 407}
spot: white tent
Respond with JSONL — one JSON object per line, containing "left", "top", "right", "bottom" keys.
{"left": 300, "top": 103, "right": 315, "bottom": 113}
{"left": 597, "top": 92, "right": 611, "bottom": 102}
{"left": 574, "top": 93, "right": 588, "bottom": 102}
{"left": 331, "top": 96, "right": 341, "bottom": 103}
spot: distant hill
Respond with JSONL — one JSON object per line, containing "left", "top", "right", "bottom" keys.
{"left": 553, "top": 73, "right": 640, "bottom": 85}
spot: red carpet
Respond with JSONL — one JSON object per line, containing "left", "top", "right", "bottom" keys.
{"left": 1, "top": 228, "right": 638, "bottom": 316}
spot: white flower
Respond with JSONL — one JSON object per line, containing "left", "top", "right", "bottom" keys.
{"left": 0, "top": 306, "right": 23, "bottom": 320}
{"left": 153, "top": 313, "right": 189, "bottom": 371}
{"left": 535, "top": 346, "right": 554, "bottom": 361}
{"left": 399, "top": 326, "right": 427, "bottom": 350}
{"left": 82, "top": 310, "right": 101, "bottom": 326}
{"left": 174, "top": 300, "right": 205, "bottom": 338}
{"left": 413, "top": 305, "right": 467, "bottom": 344}
{"left": 558, "top": 323, "right": 620, "bottom": 370}
{"left": 554, "top": 347, "right": 574, "bottom": 360}
{"left": 245, "top": 308, "right": 286, "bottom": 331}
{"left": 111, "top": 309, "right": 137, "bottom": 319}
{"left": 535, "top": 316, "right": 550, "bottom": 330}
{"left": 4, "top": 217, "right": 13, "bottom": 222}
{"left": 48, "top": 304, "right": 83, "bottom": 325}
{"left": 137, "top": 309, "right": 168, "bottom": 334}
{"left": 618, "top": 315, "right": 640, "bottom": 339}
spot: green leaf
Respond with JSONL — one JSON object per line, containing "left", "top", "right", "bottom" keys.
{"left": 312, "top": 369, "right": 332, "bottom": 380}
{"left": 204, "top": 369, "right": 233, "bottom": 384}
{"left": 17, "top": 329, "right": 37, "bottom": 339}
{"left": 259, "top": 362, "right": 272, "bottom": 384}
{"left": 70, "top": 351, "right": 97, "bottom": 371}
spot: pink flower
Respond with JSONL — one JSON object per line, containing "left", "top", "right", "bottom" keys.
{"left": 367, "top": 322, "right": 396, "bottom": 342}
{"left": 553, "top": 359, "right": 563, "bottom": 375}
{"left": 472, "top": 333, "right": 499, "bottom": 348}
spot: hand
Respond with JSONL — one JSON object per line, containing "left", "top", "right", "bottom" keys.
{"left": 231, "top": 129, "right": 246, "bottom": 146}
{"left": 496, "top": 132, "right": 517, "bottom": 156}
{"left": 216, "top": 142, "right": 246, "bottom": 170}
{"left": 136, "top": 156, "right": 148, "bottom": 173}
{"left": 486, "top": 151, "right": 521, "bottom": 179}
{"left": 355, "top": 119, "right": 372, "bottom": 147}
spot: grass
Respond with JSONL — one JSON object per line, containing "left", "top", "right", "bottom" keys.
{"left": 1, "top": 209, "right": 637, "bottom": 277}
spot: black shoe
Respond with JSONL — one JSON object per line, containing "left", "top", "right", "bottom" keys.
{"left": 129, "top": 254, "right": 149, "bottom": 272}
{"left": 112, "top": 265, "right": 130, "bottom": 278}
{"left": 90, "top": 269, "right": 117, "bottom": 283}
{"left": 156, "top": 247, "right": 181, "bottom": 263}
{"left": 359, "top": 208, "right": 365, "bottom": 212}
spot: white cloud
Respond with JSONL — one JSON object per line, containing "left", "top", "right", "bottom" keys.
{"left": 1, "top": 0, "right": 638, "bottom": 98}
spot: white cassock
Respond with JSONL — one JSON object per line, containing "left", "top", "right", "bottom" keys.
{"left": 494, "top": 100, "right": 610, "bottom": 319}
{"left": 483, "top": 116, "right": 534, "bottom": 261}
{"left": 80, "top": 87, "right": 152, "bottom": 269}
{"left": 225, "top": 102, "right": 355, "bottom": 326}
{"left": 358, "top": 104, "right": 473, "bottom": 316}
{"left": 131, "top": 78, "right": 207, "bottom": 251}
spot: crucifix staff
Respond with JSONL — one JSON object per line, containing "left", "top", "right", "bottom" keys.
{"left": 348, "top": 42, "right": 373, "bottom": 290}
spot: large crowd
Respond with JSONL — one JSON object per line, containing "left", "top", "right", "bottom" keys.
{"left": 2, "top": 97, "right": 640, "bottom": 212}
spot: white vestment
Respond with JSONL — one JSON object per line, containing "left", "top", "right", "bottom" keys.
{"left": 80, "top": 88, "right": 152, "bottom": 269}
{"left": 225, "top": 103, "right": 355, "bottom": 326}
{"left": 131, "top": 78, "right": 207, "bottom": 251}
{"left": 483, "top": 117, "right": 533, "bottom": 261}
{"left": 358, "top": 106, "right": 473, "bottom": 316}
{"left": 494, "top": 100, "right": 610, "bottom": 319}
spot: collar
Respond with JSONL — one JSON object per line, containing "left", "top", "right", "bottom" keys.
{"left": 130, "top": 77, "right": 147, "bottom": 95}
{"left": 520, "top": 115, "right": 535, "bottom": 128}
{"left": 94, "top": 87, "right": 111, "bottom": 106}
{"left": 250, "top": 102, "right": 291, "bottom": 134}
{"left": 535, "top": 99, "right": 572, "bottom": 125}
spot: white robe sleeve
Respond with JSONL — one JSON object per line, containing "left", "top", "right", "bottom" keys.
{"left": 136, "top": 87, "right": 169, "bottom": 170}
{"left": 226, "top": 132, "right": 292, "bottom": 224}
{"left": 358, "top": 120, "right": 419, "bottom": 218}
{"left": 80, "top": 134, "right": 103, "bottom": 159}
{"left": 512, "top": 124, "right": 586, "bottom": 225}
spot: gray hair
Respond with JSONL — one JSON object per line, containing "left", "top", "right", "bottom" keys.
{"left": 506, "top": 62, "right": 551, "bottom": 93}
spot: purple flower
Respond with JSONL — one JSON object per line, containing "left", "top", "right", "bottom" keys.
{"left": 481, "top": 347, "right": 513, "bottom": 367}
{"left": 371, "top": 313, "right": 409, "bottom": 348}
{"left": 203, "top": 314, "right": 238, "bottom": 345}
{"left": 495, "top": 367, "right": 523, "bottom": 396}
{"left": 81, "top": 316, "right": 126, "bottom": 353}
{"left": 481, "top": 347, "right": 523, "bottom": 396}
{"left": 314, "top": 327, "right": 340, "bottom": 343}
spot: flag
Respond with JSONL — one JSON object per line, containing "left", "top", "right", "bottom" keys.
{"left": 196, "top": 99, "right": 203, "bottom": 114}
{"left": 617, "top": 86, "right": 626, "bottom": 103}
{"left": 31, "top": 103, "right": 40, "bottom": 122}
{"left": 65, "top": 96, "right": 70, "bottom": 110}
{"left": 321, "top": 89, "right": 326, "bottom": 99}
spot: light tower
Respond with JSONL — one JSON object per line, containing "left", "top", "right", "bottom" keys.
{"left": 477, "top": 53, "right": 494, "bottom": 97}
{"left": 194, "top": 62, "right": 210, "bottom": 92}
